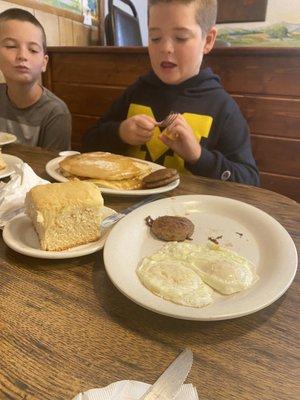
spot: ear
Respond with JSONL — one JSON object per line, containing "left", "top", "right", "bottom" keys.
{"left": 42, "top": 54, "right": 49, "bottom": 73}
{"left": 203, "top": 26, "right": 217, "bottom": 54}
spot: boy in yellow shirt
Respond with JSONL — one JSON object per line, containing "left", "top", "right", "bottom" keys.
{"left": 83, "top": 0, "right": 259, "bottom": 185}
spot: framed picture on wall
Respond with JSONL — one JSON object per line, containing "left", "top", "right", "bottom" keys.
{"left": 217, "top": 0, "right": 268, "bottom": 23}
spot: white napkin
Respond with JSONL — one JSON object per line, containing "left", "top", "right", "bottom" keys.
{"left": 0, "top": 162, "right": 49, "bottom": 228}
{"left": 72, "top": 380, "right": 198, "bottom": 400}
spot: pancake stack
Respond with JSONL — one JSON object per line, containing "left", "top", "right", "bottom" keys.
{"left": 0, "top": 149, "right": 6, "bottom": 170}
{"left": 59, "top": 152, "right": 152, "bottom": 190}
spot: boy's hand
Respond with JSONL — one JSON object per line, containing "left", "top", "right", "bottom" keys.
{"left": 159, "top": 114, "right": 201, "bottom": 163}
{"left": 119, "top": 115, "right": 155, "bottom": 145}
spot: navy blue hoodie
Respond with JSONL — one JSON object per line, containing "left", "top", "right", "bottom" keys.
{"left": 83, "top": 68, "right": 259, "bottom": 186}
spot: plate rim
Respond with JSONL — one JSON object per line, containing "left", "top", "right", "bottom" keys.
{"left": 3, "top": 206, "right": 115, "bottom": 259}
{"left": 0, "top": 154, "right": 23, "bottom": 179}
{"left": 45, "top": 155, "right": 180, "bottom": 196}
{"left": 0, "top": 133, "right": 17, "bottom": 146}
{"left": 103, "top": 194, "right": 298, "bottom": 321}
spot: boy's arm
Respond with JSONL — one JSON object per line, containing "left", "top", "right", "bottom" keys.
{"left": 186, "top": 105, "right": 260, "bottom": 186}
{"left": 82, "top": 91, "right": 131, "bottom": 153}
{"left": 38, "top": 110, "right": 71, "bottom": 151}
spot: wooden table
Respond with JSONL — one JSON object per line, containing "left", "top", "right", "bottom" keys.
{"left": 1, "top": 144, "right": 299, "bottom": 400}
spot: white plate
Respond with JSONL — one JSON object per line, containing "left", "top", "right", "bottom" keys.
{"left": 0, "top": 154, "right": 23, "bottom": 179}
{"left": 3, "top": 207, "right": 116, "bottom": 259}
{"left": 58, "top": 150, "right": 81, "bottom": 157}
{"left": 104, "top": 195, "right": 298, "bottom": 321}
{"left": 0, "top": 132, "right": 17, "bottom": 146}
{"left": 45, "top": 156, "right": 180, "bottom": 196}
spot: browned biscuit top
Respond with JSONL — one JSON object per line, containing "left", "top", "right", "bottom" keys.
{"left": 142, "top": 168, "right": 178, "bottom": 184}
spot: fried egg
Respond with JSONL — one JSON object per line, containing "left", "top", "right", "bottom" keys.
{"left": 137, "top": 255, "right": 213, "bottom": 308}
{"left": 137, "top": 242, "right": 258, "bottom": 307}
{"left": 188, "top": 243, "right": 258, "bottom": 294}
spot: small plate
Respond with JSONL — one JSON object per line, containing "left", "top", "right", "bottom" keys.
{"left": 45, "top": 156, "right": 180, "bottom": 196}
{"left": 0, "top": 154, "right": 23, "bottom": 179}
{"left": 3, "top": 207, "right": 116, "bottom": 259}
{"left": 0, "top": 132, "right": 17, "bottom": 146}
{"left": 104, "top": 195, "right": 298, "bottom": 320}
{"left": 58, "top": 151, "right": 81, "bottom": 157}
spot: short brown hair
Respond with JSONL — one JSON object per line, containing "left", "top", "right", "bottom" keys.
{"left": 148, "top": 0, "right": 217, "bottom": 35}
{"left": 0, "top": 8, "right": 47, "bottom": 52}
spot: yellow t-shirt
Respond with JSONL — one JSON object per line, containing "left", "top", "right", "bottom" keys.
{"left": 126, "top": 103, "right": 213, "bottom": 173}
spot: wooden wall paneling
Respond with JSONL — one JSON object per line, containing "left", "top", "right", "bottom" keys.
{"left": 252, "top": 135, "right": 299, "bottom": 176}
{"left": 34, "top": 10, "right": 60, "bottom": 46}
{"left": 43, "top": 56, "right": 53, "bottom": 92}
{"left": 72, "top": 21, "right": 90, "bottom": 46}
{"left": 90, "top": 26, "right": 100, "bottom": 45}
{"left": 233, "top": 95, "right": 300, "bottom": 139}
{"left": 0, "top": 0, "right": 33, "bottom": 14}
{"left": 52, "top": 83, "right": 125, "bottom": 116}
{"left": 50, "top": 52, "right": 150, "bottom": 85}
{"left": 0, "top": 2, "right": 96, "bottom": 46}
{"left": 203, "top": 50, "right": 300, "bottom": 97}
{"left": 58, "top": 17, "right": 74, "bottom": 46}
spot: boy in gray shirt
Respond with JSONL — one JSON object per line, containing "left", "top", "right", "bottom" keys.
{"left": 0, "top": 8, "right": 71, "bottom": 151}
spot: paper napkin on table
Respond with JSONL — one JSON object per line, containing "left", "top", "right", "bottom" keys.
{"left": 0, "top": 162, "right": 49, "bottom": 228}
{"left": 72, "top": 380, "right": 199, "bottom": 400}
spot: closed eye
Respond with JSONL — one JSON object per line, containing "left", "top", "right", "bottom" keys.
{"left": 150, "top": 37, "right": 161, "bottom": 43}
{"left": 175, "top": 37, "right": 189, "bottom": 42}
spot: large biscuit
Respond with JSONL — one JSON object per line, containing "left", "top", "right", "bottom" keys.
{"left": 59, "top": 152, "right": 142, "bottom": 181}
{"left": 142, "top": 168, "right": 179, "bottom": 188}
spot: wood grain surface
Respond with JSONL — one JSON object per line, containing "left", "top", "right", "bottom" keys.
{"left": 0, "top": 144, "right": 299, "bottom": 400}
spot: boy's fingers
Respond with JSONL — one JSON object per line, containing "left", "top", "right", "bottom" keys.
{"left": 165, "top": 123, "right": 179, "bottom": 134}
{"left": 165, "top": 124, "right": 182, "bottom": 140}
{"left": 135, "top": 115, "right": 155, "bottom": 129}
{"left": 136, "top": 121, "right": 155, "bottom": 131}
{"left": 137, "top": 127, "right": 154, "bottom": 137}
{"left": 160, "top": 131, "right": 179, "bottom": 145}
{"left": 167, "top": 117, "right": 185, "bottom": 131}
{"left": 159, "top": 134, "right": 171, "bottom": 146}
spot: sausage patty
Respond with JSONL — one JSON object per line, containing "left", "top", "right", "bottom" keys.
{"left": 145, "top": 215, "right": 194, "bottom": 241}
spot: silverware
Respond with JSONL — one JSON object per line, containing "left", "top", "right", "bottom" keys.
{"left": 139, "top": 348, "right": 193, "bottom": 400}
{"left": 155, "top": 111, "right": 178, "bottom": 128}
{"left": 101, "top": 194, "right": 162, "bottom": 228}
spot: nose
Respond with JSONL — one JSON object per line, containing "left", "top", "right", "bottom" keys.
{"left": 160, "top": 38, "right": 174, "bottom": 54}
{"left": 16, "top": 47, "right": 28, "bottom": 61}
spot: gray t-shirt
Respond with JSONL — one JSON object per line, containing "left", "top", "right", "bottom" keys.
{"left": 0, "top": 84, "right": 71, "bottom": 151}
